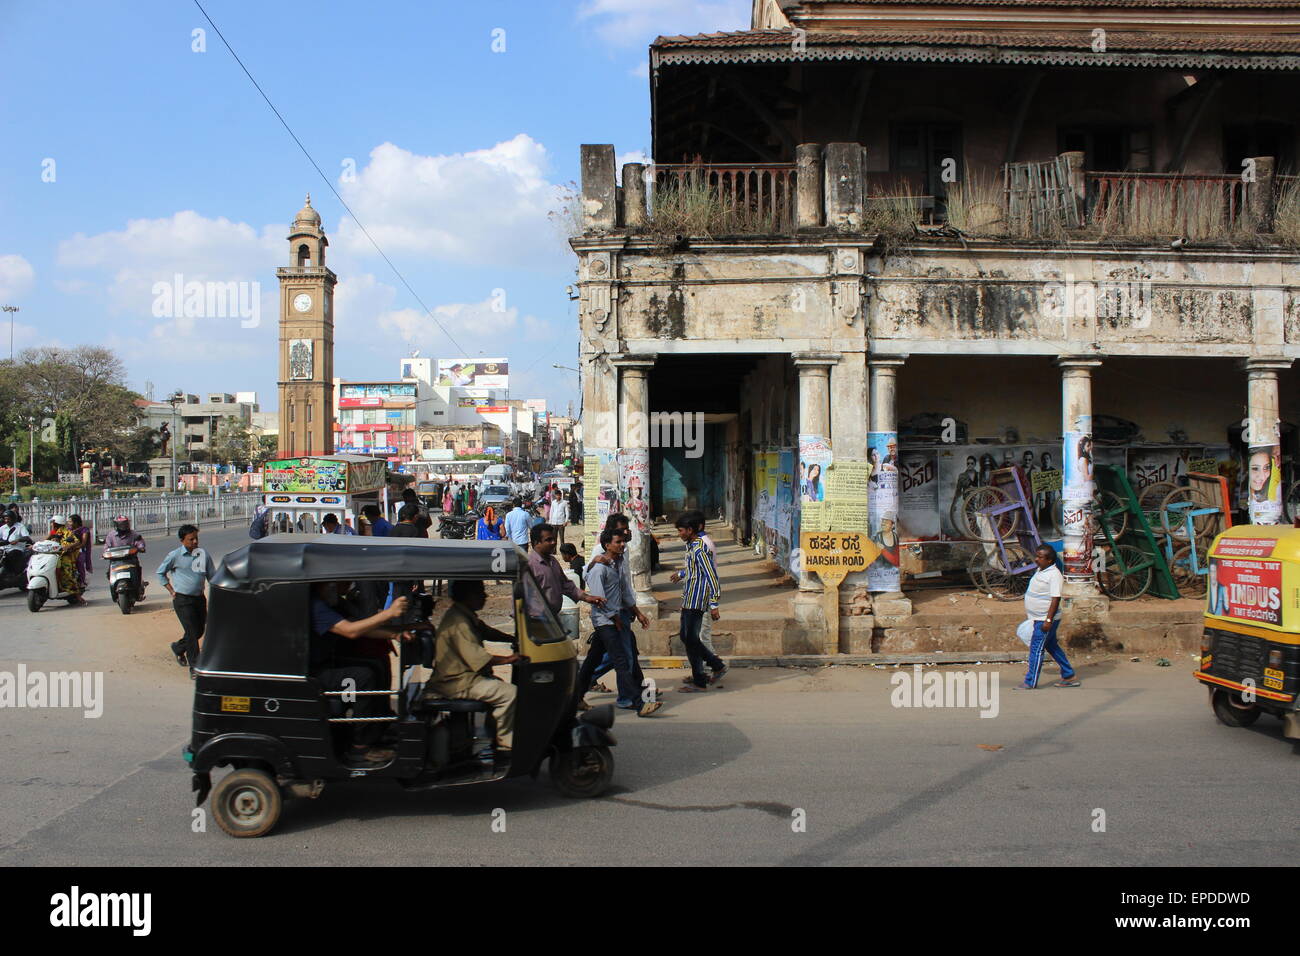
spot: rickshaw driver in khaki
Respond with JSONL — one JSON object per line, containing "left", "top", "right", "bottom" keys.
{"left": 426, "top": 579, "right": 523, "bottom": 755}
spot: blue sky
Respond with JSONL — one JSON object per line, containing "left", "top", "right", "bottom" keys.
{"left": 0, "top": 0, "right": 749, "bottom": 414}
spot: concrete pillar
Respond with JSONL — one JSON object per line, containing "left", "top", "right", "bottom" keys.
{"left": 823, "top": 143, "right": 866, "bottom": 230}
{"left": 1061, "top": 150, "right": 1086, "bottom": 211}
{"left": 869, "top": 356, "right": 911, "bottom": 618}
{"left": 1244, "top": 357, "right": 1291, "bottom": 524}
{"left": 1247, "top": 156, "right": 1275, "bottom": 231}
{"left": 580, "top": 144, "right": 617, "bottom": 232}
{"left": 1058, "top": 356, "right": 1104, "bottom": 595}
{"left": 613, "top": 355, "right": 657, "bottom": 612}
{"left": 795, "top": 144, "right": 824, "bottom": 230}
{"left": 793, "top": 353, "right": 837, "bottom": 594}
{"left": 623, "top": 163, "right": 648, "bottom": 228}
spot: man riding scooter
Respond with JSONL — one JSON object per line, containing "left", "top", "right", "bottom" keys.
{"left": 103, "top": 515, "right": 147, "bottom": 611}
{"left": 0, "top": 510, "right": 33, "bottom": 594}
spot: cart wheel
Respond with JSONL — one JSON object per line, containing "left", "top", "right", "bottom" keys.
{"left": 211, "top": 768, "right": 283, "bottom": 838}
{"left": 1169, "top": 543, "right": 1209, "bottom": 598}
{"left": 1097, "top": 544, "right": 1151, "bottom": 601}
{"left": 967, "top": 546, "right": 1031, "bottom": 600}
{"left": 1138, "top": 481, "right": 1177, "bottom": 530}
{"left": 1161, "top": 486, "right": 1216, "bottom": 541}
{"left": 1092, "top": 489, "right": 1129, "bottom": 541}
{"left": 1211, "top": 689, "right": 1261, "bottom": 728}
{"left": 959, "top": 486, "right": 1020, "bottom": 542}
{"left": 549, "top": 746, "right": 614, "bottom": 799}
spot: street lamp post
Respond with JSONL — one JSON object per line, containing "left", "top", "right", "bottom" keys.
{"left": 10, "top": 445, "right": 18, "bottom": 498}
{"left": 168, "top": 394, "right": 182, "bottom": 494}
{"left": 2, "top": 305, "right": 19, "bottom": 361}
{"left": 27, "top": 417, "right": 35, "bottom": 484}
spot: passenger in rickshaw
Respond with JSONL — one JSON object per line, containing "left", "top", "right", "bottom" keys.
{"left": 424, "top": 579, "right": 523, "bottom": 757}
{"left": 309, "top": 583, "right": 416, "bottom": 765}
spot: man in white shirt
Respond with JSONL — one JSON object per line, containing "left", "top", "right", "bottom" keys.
{"left": 1015, "top": 544, "right": 1080, "bottom": 689}
{"left": 0, "top": 511, "right": 32, "bottom": 545}
{"left": 548, "top": 490, "right": 570, "bottom": 545}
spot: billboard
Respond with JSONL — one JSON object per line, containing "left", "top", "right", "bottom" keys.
{"left": 437, "top": 358, "right": 509, "bottom": 389}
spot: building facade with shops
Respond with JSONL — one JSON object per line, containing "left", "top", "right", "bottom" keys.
{"left": 572, "top": 0, "right": 1300, "bottom": 648}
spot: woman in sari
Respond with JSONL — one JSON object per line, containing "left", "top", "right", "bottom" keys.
{"left": 47, "top": 516, "right": 87, "bottom": 605}
{"left": 69, "top": 514, "right": 92, "bottom": 589}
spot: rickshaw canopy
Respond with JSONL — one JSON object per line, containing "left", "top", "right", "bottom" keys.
{"left": 213, "top": 536, "right": 525, "bottom": 591}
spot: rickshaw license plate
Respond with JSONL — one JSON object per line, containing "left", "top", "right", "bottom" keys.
{"left": 221, "top": 696, "right": 251, "bottom": 713}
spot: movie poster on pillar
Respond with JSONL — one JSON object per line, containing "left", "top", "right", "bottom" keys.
{"left": 797, "top": 435, "right": 832, "bottom": 502}
{"left": 617, "top": 449, "right": 651, "bottom": 537}
{"left": 1246, "top": 443, "right": 1283, "bottom": 525}
{"left": 867, "top": 432, "right": 901, "bottom": 591}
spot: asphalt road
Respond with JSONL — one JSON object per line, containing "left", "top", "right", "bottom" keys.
{"left": 1, "top": 525, "right": 1296, "bottom": 866}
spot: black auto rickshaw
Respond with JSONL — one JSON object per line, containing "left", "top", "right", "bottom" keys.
{"left": 183, "top": 536, "right": 616, "bottom": 837}
{"left": 1195, "top": 524, "right": 1300, "bottom": 745}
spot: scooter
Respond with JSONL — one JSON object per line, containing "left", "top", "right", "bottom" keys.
{"left": 0, "top": 543, "right": 31, "bottom": 594}
{"left": 26, "top": 540, "right": 80, "bottom": 612}
{"left": 103, "top": 545, "right": 145, "bottom": 614}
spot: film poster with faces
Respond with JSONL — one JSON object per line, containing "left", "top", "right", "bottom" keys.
{"left": 867, "top": 432, "right": 901, "bottom": 592}
{"left": 1245, "top": 418, "right": 1283, "bottom": 524}
{"left": 922, "top": 443, "right": 1064, "bottom": 541}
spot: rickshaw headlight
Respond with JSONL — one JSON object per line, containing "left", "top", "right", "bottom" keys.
{"left": 1268, "top": 649, "right": 1283, "bottom": 669}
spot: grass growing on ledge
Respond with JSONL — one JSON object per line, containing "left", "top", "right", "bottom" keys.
{"left": 946, "top": 174, "right": 1012, "bottom": 238}
{"left": 644, "top": 180, "right": 779, "bottom": 244}
{"left": 1275, "top": 178, "right": 1300, "bottom": 245}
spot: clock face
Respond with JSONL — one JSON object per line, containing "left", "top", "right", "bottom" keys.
{"left": 293, "top": 293, "right": 313, "bottom": 313}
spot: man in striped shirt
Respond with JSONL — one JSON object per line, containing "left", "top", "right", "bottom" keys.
{"left": 670, "top": 512, "right": 726, "bottom": 691}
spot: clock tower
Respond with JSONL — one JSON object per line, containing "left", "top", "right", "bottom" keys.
{"left": 276, "top": 195, "right": 336, "bottom": 457}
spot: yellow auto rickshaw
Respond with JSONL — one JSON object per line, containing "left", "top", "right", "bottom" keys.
{"left": 1196, "top": 524, "right": 1300, "bottom": 743}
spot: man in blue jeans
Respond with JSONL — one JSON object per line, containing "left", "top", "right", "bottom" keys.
{"left": 1015, "top": 544, "right": 1081, "bottom": 689}
{"left": 672, "top": 512, "right": 726, "bottom": 692}
{"left": 574, "top": 530, "right": 660, "bottom": 716}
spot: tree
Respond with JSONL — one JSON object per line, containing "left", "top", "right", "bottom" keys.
{"left": 254, "top": 433, "right": 278, "bottom": 465}
{"left": 210, "top": 417, "right": 252, "bottom": 466}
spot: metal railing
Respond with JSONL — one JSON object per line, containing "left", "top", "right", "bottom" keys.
{"left": 17, "top": 492, "right": 262, "bottom": 543}
{"left": 1085, "top": 172, "right": 1251, "bottom": 238}
{"left": 650, "top": 163, "right": 796, "bottom": 233}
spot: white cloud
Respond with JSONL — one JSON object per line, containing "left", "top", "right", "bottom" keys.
{"left": 578, "top": 0, "right": 751, "bottom": 47}
{"left": 335, "top": 137, "right": 572, "bottom": 270}
{"left": 628, "top": 59, "right": 649, "bottom": 80}
{"left": 376, "top": 297, "right": 554, "bottom": 351}
{"left": 0, "top": 254, "right": 35, "bottom": 301}
{"left": 57, "top": 211, "right": 281, "bottom": 318}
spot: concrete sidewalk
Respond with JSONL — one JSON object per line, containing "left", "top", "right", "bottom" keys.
{"left": 640, "top": 522, "right": 1203, "bottom": 659}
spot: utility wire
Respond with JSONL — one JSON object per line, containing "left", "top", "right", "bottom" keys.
{"left": 192, "top": 0, "right": 468, "bottom": 356}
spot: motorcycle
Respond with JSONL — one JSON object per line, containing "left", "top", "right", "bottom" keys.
{"left": 437, "top": 511, "right": 480, "bottom": 540}
{"left": 103, "top": 545, "right": 145, "bottom": 614}
{"left": 0, "top": 543, "right": 31, "bottom": 594}
{"left": 26, "top": 540, "right": 80, "bottom": 612}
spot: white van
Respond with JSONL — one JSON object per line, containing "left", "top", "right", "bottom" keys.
{"left": 482, "top": 464, "right": 512, "bottom": 484}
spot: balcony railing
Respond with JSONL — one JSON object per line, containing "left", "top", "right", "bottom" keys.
{"left": 1085, "top": 172, "right": 1252, "bottom": 239}
{"left": 648, "top": 162, "right": 796, "bottom": 235}
{"left": 582, "top": 145, "right": 1297, "bottom": 244}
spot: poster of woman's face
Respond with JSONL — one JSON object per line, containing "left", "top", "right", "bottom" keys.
{"left": 1249, "top": 449, "right": 1272, "bottom": 501}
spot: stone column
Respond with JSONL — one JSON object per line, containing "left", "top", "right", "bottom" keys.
{"left": 1058, "top": 356, "right": 1104, "bottom": 596}
{"left": 613, "top": 355, "right": 657, "bottom": 613}
{"left": 869, "top": 356, "right": 911, "bottom": 620}
{"left": 623, "top": 163, "right": 648, "bottom": 228}
{"left": 1244, "top": 357, "right": 1291, "bottom": 525}
{"left": 792, "top": 352, "right": 839, "bottom": 652}
{"left": 580, "top": 144, "right": 617, "bottom": 232}
{"left": 795, "top": 144, "right": 824, "bottom": 230}
{"left": 823, "top": 143, "right": 867, "bottom": 230}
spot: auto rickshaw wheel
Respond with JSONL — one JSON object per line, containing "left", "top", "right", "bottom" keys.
{"left": 549, "top": 746, "right": 614, "bottom": 799}
{"left": 1211, "top": 689, "right": 1262, "bottom": 728}
{"left": 211, "top": 768, "right": 283, "bottom": 838}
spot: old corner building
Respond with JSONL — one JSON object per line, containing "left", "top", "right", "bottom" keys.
{"left": 571, "top": 0, "right": 1300, "bottom": 652}
{"left": 277, "top": 195, "right": 336, "bottom": 458}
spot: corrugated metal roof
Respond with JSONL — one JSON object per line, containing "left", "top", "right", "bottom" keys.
{"left": 651, "top": 28, "right": 1300, "bottom": 66}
